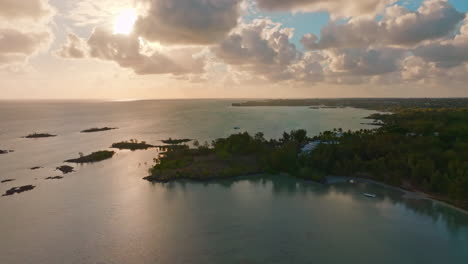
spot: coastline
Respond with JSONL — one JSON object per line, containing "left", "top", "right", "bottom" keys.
{"left": 326, "top": 175, "right": 468, "bottom": 213}
{"left": 145, "top": 172, "right": 468, "bottom": 213}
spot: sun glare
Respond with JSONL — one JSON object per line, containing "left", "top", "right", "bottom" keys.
{"left": 113, "top": 9, "right": 137, "bottom": 35}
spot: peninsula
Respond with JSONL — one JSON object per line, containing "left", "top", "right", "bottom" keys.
{"left": 146, "top": 107, "right": 468, "bottom": 210}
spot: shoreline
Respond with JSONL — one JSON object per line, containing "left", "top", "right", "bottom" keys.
{"left": 145, "top": 172, "right": 468, "bottom": 213}
{"left": 326, "top": 175, "right": 468, "bottom": 213}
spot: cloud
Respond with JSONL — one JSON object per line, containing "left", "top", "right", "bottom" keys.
{"left": 0, "top": 29, "right": 49, "bottom": 55}
{"left": 56, "top": 33, "right": 88, "bottom": 59}
{"left": 301, "top": 0, "right": 465, "bottom": 49}
{"left": 67, "top": 0, "right": 135, "bottom": 27}
{"left": 255, "top": 0, "right": 396, "bottom": 18}
{"left": 413, "top": 18, "right": 468, "bottom": 68}
{"left": 324, "top": 48, "right": 406, "bottom": 76}
{"left": 56, "top": 0, "right": 468, "bottom": 89}
{"left": 0, "top": 0, "right": 52, "bottom": 20}
{"left": 87, "top": 28, "right": 206, "bottom": 75}
{"left": 400, "top": 56, "right": 430, "bottom": 82}
{"left": 214, "top": 19, "right": 323, "bottom": 83}
{"left": 214, "top": 19, "right": 408, "bottom": 85}
{"left": 0, "top": 0, "right": 54, "bottom": 68}
{"left": 135, "top": 0, "right": 243, "bottom": 45}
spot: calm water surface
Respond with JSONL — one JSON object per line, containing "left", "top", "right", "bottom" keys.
{"left": 0, "top": 100, "right": 467, "bottom": 264}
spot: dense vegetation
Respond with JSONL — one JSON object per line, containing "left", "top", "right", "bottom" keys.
{"left": 147, "top": 108, "right": 468, "bottom": 209}
{"left": 111, "top": 139, "right": 155, "bottom": 150}
{"left": 145, "top": 129, "right": 318, "bottom": 182}
{"left": 81, "top": 127, "right": 117, "bottom": 133}
{"left": 307, "top": 108, "right": 468, "bottom": 209}
{"left": 65, "top": 151, "right": 115, "bottom": 163}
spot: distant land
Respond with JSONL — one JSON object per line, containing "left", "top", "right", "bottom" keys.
{"left": 232, "top": 98, "right": 468, "bottom": 111}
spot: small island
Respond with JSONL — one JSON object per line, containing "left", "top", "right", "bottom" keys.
{"left": 56, "top": 165, "right": 74, "bottom": 174}
{"left": 161, "top": 138, "right": 192, "bottom": 145}
{"left": 81, "top": 127, "right": 117, "bottom": 133}
{"left": 111, "top": 139, "right": 155, "bottom": 150}
{"left": 65, "top": 151, "right": 115, "bottom": 163}
{"left": 1, "top": 179, "right": 15, "bottom": 183}
{"left": 45, "top": 176, "right": 63, "bottom": 180}
{"left": 2, "top": 185, "right": 35, "bottom": 196}
{"left": 22, "top": 133, "right": 56, "bottom": 138}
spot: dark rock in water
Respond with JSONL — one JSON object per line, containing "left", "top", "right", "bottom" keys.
{"left": 22, "top": 133, "right": 56, "bottom": 138}
{"left": 30, "top": 166, "right": 43, "bottom": 170}
{"left": 111, "top": 141, "right": 155, "bottom": 150}
{"left": 0, "top": 150, "right": 13, "bottom": 154}
{"left": 45, "top": 176, "right": 64, "bottom": 180}
{"left": 56, "top": 165, "right": 74, "bottom": 174}
{"left": 65, "top": 151, "right": 115, "bottom": 163}
{"left": 161, "top": 138, "right": 192, "bottom": 145}
{"left": 2, "top": 185, "right": 35, "bottom": 196}
{"left": 81, "top": 127, "right": 117, "bottom": 133}
{"left": 1, "top": 179, "right": 15, "bottom": 183}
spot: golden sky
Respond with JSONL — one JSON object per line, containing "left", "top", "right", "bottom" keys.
{"left": 1, "top": 0, "right": 468, "bottom": 99}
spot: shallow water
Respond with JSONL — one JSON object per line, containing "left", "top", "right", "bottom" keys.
{"left": 0, "top": 100, "right": 467, "bottom": 264}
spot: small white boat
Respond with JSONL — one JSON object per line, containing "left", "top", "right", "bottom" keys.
{"left": 349, "top": 179, "right": 355, "bottom": 183}
{"left": 363, "top": 193, "right": 376, "bottom": 198}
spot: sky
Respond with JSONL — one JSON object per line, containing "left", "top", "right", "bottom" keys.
{"left": 1, "top": 0, "right": 468, "bottom": 99}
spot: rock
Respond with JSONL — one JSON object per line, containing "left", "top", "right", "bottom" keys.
{"left": 22, "top": 133, "right": 56, "bottom": 138}
{"left": 1, "top": 179, "right": 15, "bottom": 183}
{"left": 45, "top": 176, "right": 64, "bottom": 180}
{"left": 30, "top": 166, "right": 43, "bottom": 170}
{"left": 2, "top": 185, "right": 35, "bottom": 196}
{"left": 56, "top": 165, "right": 74, "bottom": 174}
{"left": 81, "top": 127, "right": 117, "bottom": 133}
{"left": 65, "top": 151, "right": 115, "bottom": 163}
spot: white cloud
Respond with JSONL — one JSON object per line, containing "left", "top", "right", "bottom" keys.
{"left": 67, "top": 0, "right": 136, "bottom": 27}
{"left": 255, "top": 0, "right": 396, "bottom": 18}
{"left": 301, "top": 0, "right": 465, "bottom": 50}
{"left": 56, "top": 33, "right": 88, "bottom": 59}
{"left": 0, "top": 0, "right": 54, "bottom": 68}
{"left": 214, "top": 19, "right": 323, "bottom": 83}
{"left": 87, "top": 28, "right": 206, "bottom": 76}
{"left": 324, "top": 48, "right": 406, "bottom": 76}
{"left": 0, "top": 0, "right": 52, "bottom": 20}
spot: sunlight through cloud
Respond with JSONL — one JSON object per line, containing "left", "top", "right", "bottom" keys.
{"left": 113, "top": 8, "right": 137, "bottom": 35}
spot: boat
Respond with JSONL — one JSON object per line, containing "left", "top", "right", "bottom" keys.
{"left": 349, "top": 179, "right": 355, "bottom": 183}
{"left": 363, "top": 193, "right": 376, "bottom": 198}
